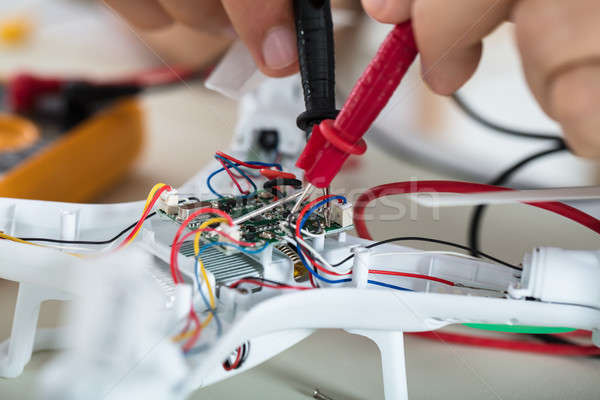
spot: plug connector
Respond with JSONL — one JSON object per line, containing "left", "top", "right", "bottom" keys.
{"left": 509, "top": 247, "right": 600, "bottom": 309}
{"left": 158, "top": 189, "right": 179, "bottom": 215}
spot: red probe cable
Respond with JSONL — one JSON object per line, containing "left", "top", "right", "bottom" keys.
{"left": 411, "top": 331, "right": 600, "bottom": 356}
{"left": 296, "top": 21, "right": 418, "bottom": 188}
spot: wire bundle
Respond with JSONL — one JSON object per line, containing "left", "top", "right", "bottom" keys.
{"left": 288, "top": 194, "right": 457, "bottom": 291}
{"left": 207, "top": 151, "right": 283, "bottom": 199}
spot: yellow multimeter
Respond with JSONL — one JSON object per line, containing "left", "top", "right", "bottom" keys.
{"left": 0, "top": 98, "right": 144, "bottom": 202}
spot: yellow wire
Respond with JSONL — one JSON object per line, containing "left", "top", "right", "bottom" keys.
{"left": 1, "top": 182, "right": 170, "bottom": 258}
{"left": 172, "top": 313, "right": 214, "bottom": 342}
{"left": 0, "top": 232, "right": 44, "bottom": 247}
{"left": 172, "top": 217, "right": 228, "bottom": 343}
{"left": 194, "top": 217, "right": 228, "bottom": 309}
{"left": 0, "top": 232, "right": 83, "bottom": 258}
{"left": 119, "top": 183, "right": 168, "bottom": 249}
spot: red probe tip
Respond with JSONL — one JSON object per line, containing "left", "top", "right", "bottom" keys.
{"left": 296, "top": 22, "right": 418, "bottom": 188}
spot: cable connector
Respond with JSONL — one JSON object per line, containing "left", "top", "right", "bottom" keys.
{"left": 218, "top": 224, "right": 242, "bottom": 247}
{"left": 509, "top": 247, "right": 600, "bottom": 309}
{"left": 158, "top": 189, "right": 179, "bottom": 215}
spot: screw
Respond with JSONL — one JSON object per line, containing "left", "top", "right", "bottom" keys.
{"left": 313, "top": 388, "right": 335, "bottom": 400}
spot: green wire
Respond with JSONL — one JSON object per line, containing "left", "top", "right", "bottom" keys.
{"left": 463, "top": 323, "right": 575, "bottom": 334}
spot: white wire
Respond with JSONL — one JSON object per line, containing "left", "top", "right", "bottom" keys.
{"left": 26, "top": 242, "right": 107, "bottom": 253}
{"left": 282, "top": 236, "right": 351, "bottom": 275}
{"left": 371, "top": 251, "right": 482, "bottom": 262}
{"left": 287, "top": 222, "right": 321, "bottom": 238}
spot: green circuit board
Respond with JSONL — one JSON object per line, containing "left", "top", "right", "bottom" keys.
{"left": 158, "top": 190, "right": 351, "bottom": 245}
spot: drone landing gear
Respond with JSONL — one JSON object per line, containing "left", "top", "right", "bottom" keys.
{"left": 348, "top": 329, "right": 408, "bottom": 400}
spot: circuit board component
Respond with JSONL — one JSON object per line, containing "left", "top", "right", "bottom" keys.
{"left": 158, "top": 191, "right": 352, "bottom": 246}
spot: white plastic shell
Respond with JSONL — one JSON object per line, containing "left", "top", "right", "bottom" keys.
{"left": 510, "top": 247, "right": 600, "bottom": 309}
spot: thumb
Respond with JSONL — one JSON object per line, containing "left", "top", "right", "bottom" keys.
{"left": 221, "top": 0, "right": 298, "bottom": 77}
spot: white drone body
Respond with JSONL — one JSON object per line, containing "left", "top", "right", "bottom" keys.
{"left": 1, "top": 77, "right": 600, "bottom": 400}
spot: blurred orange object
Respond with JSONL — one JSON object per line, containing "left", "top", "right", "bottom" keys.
{"left": 0, "top": 99, "right": 144, "bottom": 202}
{"left": 0, "top": 114, "right": 39, "bottom": 152}
{"left": 0, "top": 16, "right": 33, "bottom": 45}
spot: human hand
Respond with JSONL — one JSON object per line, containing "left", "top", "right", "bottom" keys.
{"left": 361, "top": 0, "right": 600, "bottom": 157}
{"left": 104, "top": 0, "right": 299, "bottom": 77}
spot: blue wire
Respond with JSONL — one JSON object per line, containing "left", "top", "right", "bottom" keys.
{"left": 207, "top": 156, "right": 259, "bottom": 199}
{"left": 206, "top": 155, "right": 283, "bottom": 198}
{"left": 367, "top": 280, "right": 413, "bottom": 292}
{"left": 192, "top": 241, "right": 268, "bottom": 341}
{"left": 194, "top": 241, "right": 268, "bottom": 305}
{"left": 298, "top": 196, "right": 347, "bottom": 231}
{"left": 293, "top": 195, "right": 351, "bottom": 285}
{"left": 235, "top": 159, "right": 283, "bottom": 171}
{"left": 295, "top": 243, "right": 352, "bottom": 284}
{"left": 195, "top": 282, "right": 223, "bottom": 338}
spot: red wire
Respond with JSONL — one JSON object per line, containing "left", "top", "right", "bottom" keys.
{"left": 302, "top": 250, "right": 351, "bottom": 276}
{"left": 183, "top": 308, "right": 202, "bottom": 352}
{"left": 353, "top": 180, "right": 600, "bottom": 240}
{"left": 216, "top": 151, "right": 281, "bottom": 170}
{"left": 554, "top": 330, "right": 592, "bottom": 338}
{"left": 179, "top": 310, "right": 194, "bottom": 338}
{"left": 229, "top": 278, "right": 310, "bottom": 291}
{"left": 260, "top": 169, "right": 296, "bottom": 180}
{"left": 223, "top": 347, "right": 242, "bottom": 371}
{"left": 170, "top": 225, "right": 258, "bottom": 284}
{"left": 295, "top": 194, "right": 343, "bottom": 238}
{"left": 369, "top": 270, "right": 455, "bottom": 286}
{"left": 411, "top": 331, "right": 600, "bottom": 356}
{"left": 308, "top": 273, "right": 317, "bottom": 288}
{"left": 170, "top": 227, "right": 260, "bottom": 283}
{"left": 170, "top": 208, "right": 234, "bottom": 284}
{"left": 294, "top": 195, "right": 348, "bottom": 281}
{"left": 216, "top": 157, "right": 249, "bottom": 195}
{"left": 116, "top": 185, "right": 171, "bottom": 250}
{"left": 351, "top": 180, "right": 600, "bottom": 355}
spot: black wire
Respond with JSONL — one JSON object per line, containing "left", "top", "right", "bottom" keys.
{"left": 451, "top": 93, "right": 565, "bottom": 142}
{"left": 239, "top": 341, "right": 250, "bottom": 367}
{"left": 330, "top": 236, "right": 521, "bottom": 271}
{"left": 468, "top": 144, "right": 568, "bottom": 256}
{"left": 234, "top": 276, "right": 299, "bottom": 288}
{"left": 263, "top": 178, "right": 302, "bottom": 198}
{"left": 286, "top": 210, "right": 320, "bottom": 288}
{"left": 19, "top": 212, "right": 156, "bottom": 245}
{"left": 263, "top": 178, "right": 302, "bottom": 190}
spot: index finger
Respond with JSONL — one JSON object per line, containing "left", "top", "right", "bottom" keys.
{"left": 221, "top": 0, "right": 298, "bottom": 77}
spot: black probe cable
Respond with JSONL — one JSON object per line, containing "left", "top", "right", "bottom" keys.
{"left": 451, "top": 93, "right": 564, "bottom": 142}
{"left": 294, "top": 0, "right": 338, "bottom": 135}
{"left": 451, "top": 91, "right": 570, "bottom": 257}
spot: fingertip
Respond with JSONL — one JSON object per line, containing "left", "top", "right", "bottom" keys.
{"left": 260, "top": 26, "right": 298, "bottom": 72}
{"left": 221, "top": 0, "right": 297, "bottom": 77}
{"left": 420, "top": 43, "right": 482, "bottom": 95}
{"left": 548, "top": 64, "right": 600, "bottom": 125}
{"left": 547, "top": 65, "right": 600, "bottom": 159}
{"left": 550, "top": 68, "right": 600, "bottom": 159}
{"left": 258, "top": 61, "right": 299, "bottom": 78}
{"left": 361, "top": 0, "right": 412, "bottom": 24}
{"left": 562, "top": 123, "right": 600, "bottom": 159}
